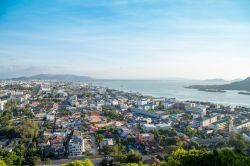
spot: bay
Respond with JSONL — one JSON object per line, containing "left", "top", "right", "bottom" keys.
{"left": 93, "top": 80, "right": 250, "bottom": 107}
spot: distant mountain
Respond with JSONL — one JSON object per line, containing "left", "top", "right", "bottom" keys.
{"left": 187, "top": 77, "right": 250, "bottom": 91}
{"left": 204, "top": 78, "right": 228, "bottom": 82}
{"left": 10, "top": 74, "right": 93, "bottom": 81}
{"left": 230, "top": 78, "right": 243, "bottom": 82}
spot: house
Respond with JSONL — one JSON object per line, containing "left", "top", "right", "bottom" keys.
{"left": 142, "top": 124, "right": 156, "bottom": 131}
{"left": 100, "top": 138, "right": 114, "bottom": 149}
{"left": 46, "top": 113, "right": 55, "bottom": 122}
{"left": 50, "top": 134, "right": 64, "bottom": 145}
{"left": 44, "top": 144, "right": 65, "bottom": 159}
{"left": 137, "top": 99, "right": 149, "bottom": 106}
{"left": 138, "top": 133, "right": 155, "bottom": 143}
{"left": 143, "top": 104, "right": 157, "bottom": 111}
{"left": 132, "top": 108, "right": 161, "bottom": 119}
{"left": 243, "top": 132, "right": 250, "bottom": 141}
{"left": 210, "top": 117, "right": 230, "bottom": 131}
{"left": 68, "top": 135, "right": 85, "bottom": 157}
{"left": 156, "top": 123, "right": 171, "bottom": 130}
{"left": 193, "top": 116, "right": 217, "bottom": 128}
{"left": 30, "top": 101, "right": 39, "bottom": 107}
{"left": 233, "top": 121, "right": 250, "bottom": 132}
{"left": 163, "top": 102, "right": 174, "bottom": 109}
{"left": 186, "top": 105, "right": 207, "bottom": 118}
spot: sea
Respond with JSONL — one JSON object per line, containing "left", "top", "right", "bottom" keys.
{"left": 92, "top": 80, "right": 250, "bottom": 107}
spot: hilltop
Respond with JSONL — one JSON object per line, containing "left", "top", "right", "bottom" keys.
{"left": 187, "top": 77, "right": 250, "bottom": 91}
{"left": 9, "top": 74, "right": 93, "bottom": 81}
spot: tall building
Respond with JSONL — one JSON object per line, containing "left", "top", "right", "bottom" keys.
{"left": 68, "top": 134, "right": 85, "bottom": 157}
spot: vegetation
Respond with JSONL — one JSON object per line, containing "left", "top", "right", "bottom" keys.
{"left": 103, "top": 110, "right": 124, "bottom": 121}
{"left": 183, "top": 126, "right": 197, "bottom": 137}
{"left": 229, "top": 133, "right": 250, "bottom": 152}
{"left": 0, "top": 159, "right": 7, "bottom": 166}
{"left": 62, "top": 159, "right": 94, "bottom": 166}
{"left": 19, "top": 120, "right": 39, "bottom": 139}
{"left": 160, "top": 148, "right": 250, "bottom": 166}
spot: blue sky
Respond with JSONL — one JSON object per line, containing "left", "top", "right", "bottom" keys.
{"left": 0, "top": 0, "right": 250, "bottom": 79}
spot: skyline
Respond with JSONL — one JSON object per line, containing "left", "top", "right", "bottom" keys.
{"left": 0, "top": 0, "right": 250, "bottom": 80}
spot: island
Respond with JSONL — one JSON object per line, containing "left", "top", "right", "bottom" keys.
{"left": 198, "top": 89, "right": 226, "bottom": 93}
{"left": 238, "top": 92, "right": 250, "bottom": 95}
{"left": 187, "top": 77, "right": 250, "bottom": 92}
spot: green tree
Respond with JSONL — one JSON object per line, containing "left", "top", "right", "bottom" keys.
{"left": 126, "top": 150, "right": 142, "bottom": 163}
{"left": 19, "top": 120, "right": 39, "bottom": 139}
{"left": 184, "top": 126, "right": 197, "bottom": 138}
{"left": 96, "top": 134, "right": 104, "bottom": 150}
{"left": 229, "top": 132, "right": 250, "bottom": 152}
{"left": 62, "top": 159, "right": 94, "bottom": 166}
{"left": 0, "top": 159, "right": 7, "bottom": 166}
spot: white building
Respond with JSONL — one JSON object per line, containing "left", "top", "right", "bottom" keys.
{"left": 68, "top": 135, "right": 85, "bottom": 157}
{"left": 156, "top": 123, "right": 171, "bottom": 130}
{"left": 46, "top": 112, "right": 55, "bottom": 122}
{"left": 137, "top": 99, "right": 149, "bottom": 106}
{"left": 142, "top": 124, "right": 157, "bottom": 131}
{"left": 0, "top": 100, "right": 8, "bottom": 111}
{"left": 100, "top": 138, "right": 114, "bottom": 149}
{"left": 243, "top": 132, "right": 250, "bottom": 141}
{"left": 186, "top": 105, "right": 207, "bottom": 118}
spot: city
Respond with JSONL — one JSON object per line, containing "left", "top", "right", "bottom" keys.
{"left": 0, "top": 79, "right": 250, "bottom": 165}
{"left": 1, "top": 0, "right": 250, "bottom": 165}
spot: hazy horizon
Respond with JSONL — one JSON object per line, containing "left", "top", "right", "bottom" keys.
{"left": 1, "top": 0, "right": 250, "bottom": 80}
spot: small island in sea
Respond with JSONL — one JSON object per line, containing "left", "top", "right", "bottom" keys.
{"left": 198, "top": 89, "right": 226, "bottom": 93}
{"left": 238, "top": 92, "right": 250, "bottom": 95}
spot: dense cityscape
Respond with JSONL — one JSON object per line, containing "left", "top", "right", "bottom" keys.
{"left": 0, "top": 80, "right": 250, "bottom": 166}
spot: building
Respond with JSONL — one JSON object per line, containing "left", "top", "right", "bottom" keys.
{"left": 193, "top": 116, "right": 217, "bottom": 128}
{"left": 132, "top": 108, "right": 161, "bottom": 119}
{"left": 142, "top": 124, "right": 157, "bottom": 131}
{"left": 0, "top": 99, "right": 7, "bottom": 111}
{"left": 142, "top": 104, "right": 157, "bottom": 111}
{"left": 138, "top": 133, "right": 155, "bottom": 143}
{"left": 233, "top": 121, "right": 250, "bottom": 132}
{"left": 137, "top": 99, "right": 149, "bottom": 106}
{"left": 163, "top": 102, "right": 174, "bottom": 109}
{"left": 68, "top": 135, "right": 85, "bottom": 157}
{"left": 99, "top": 138, "right": 114, "bottom": 149}
{"left": 210, "top": 117, "right": 230, "bottom": 131}
{"left": 155, "top": 123, "right": 171, "bottom": 130}
{"left": 46, "top": 112, "right": 55, "bottom": 122}
{"left": 186, "top": 105, "right": 207, "bottom": 118}
{"left": 243, "top": 132, "right": 250, "bottom": 141}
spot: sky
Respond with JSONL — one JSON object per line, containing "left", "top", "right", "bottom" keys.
{"left": 0, "top": 0, "right": 250, "bottom": 80}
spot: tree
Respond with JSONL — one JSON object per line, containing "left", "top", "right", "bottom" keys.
{"left": 19, "top": 120, "right": 39, "bottom": 139}
{"left": 229, "top": 132, "right": 250, "bottom": 152}
{"left": 0, "top": 159, "right": 6, "bottom": 166}
{"left": 96, "top": 134, "right": 104, "bottom": 150}
{"left": 62, "top": 159, "right": 94, "bottom": 166}
{"left": 25, "top": 142, "right": 40, "bottom": 166}
{"left": 45, "top": 158, "right": 52, "bottom": 165}
{"left": 126, "top": 150, "right": 142, "bottom": 163}
{"left": 184, "top": 126, "right": 196, "bottom": 138}
{"left": 102, "top": 145, "right": 113, "bottom": 155}
{"left": 112, "top": 143, "right": 126, "bottom": 162}
{"left": 3, "top": 151, "right": 19, "bottom": 166}
{"left": 162, "top": 148, "right": 250, "bottom": 166}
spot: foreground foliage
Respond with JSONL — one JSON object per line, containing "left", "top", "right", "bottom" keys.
{"left": 161, "top": 148, "right": 250, "bottom": 166}
{"left": 62, "top": 159, "right": 94, "bottom": 166}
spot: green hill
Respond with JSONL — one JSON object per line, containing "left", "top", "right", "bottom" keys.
{"left": 187, "top": 77, "right": 250, "bottom": 91}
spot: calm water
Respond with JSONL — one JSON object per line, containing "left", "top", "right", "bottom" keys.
{"left": 93, "top": 80, "right": 250, "bottom": 107}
